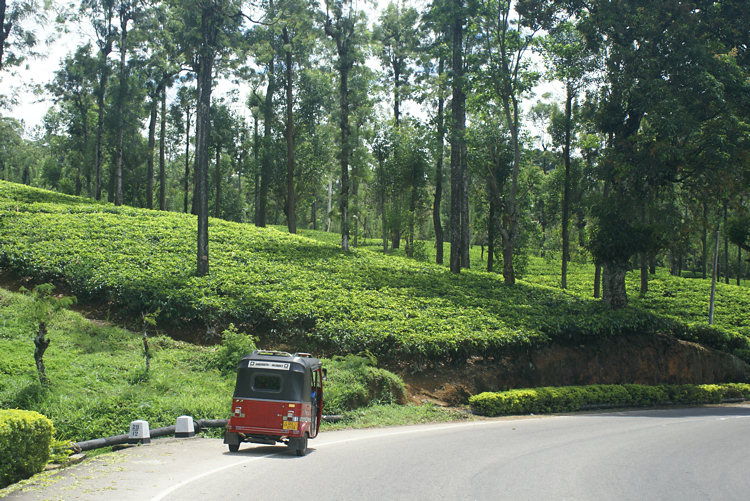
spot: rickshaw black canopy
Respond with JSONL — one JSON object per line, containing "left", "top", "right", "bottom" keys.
{"left": 232, "top": 351, "right": 322, "bottom": 403}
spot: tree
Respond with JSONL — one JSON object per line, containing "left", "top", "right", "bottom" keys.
{"left": 431, "top": 0, "right": 469, "bottom": 274}
{"left": 374, "top": 1, "right": 420, "bottom": 249}
{"left": 278, "top": 0, "right": 317, "bottom": 233}
{"left": 81, "top": 0, "right": 118, "bottom": 201}
{"left": 374, "top": 1, "right": 420, "bottom": 129}
{"left": 573, "top": 0, "right": 749, "bottom": 307}
{"left": 209, "top": 100, "right": 235, "bottom": 218}
{"left": 170, "top": 0, "right": 243, "bottom": 276}
{"left": 0, "top": 0, "right": 45, "bottom": 73}
{"left": 171, "top": 84, "right": 196, "bottom": 214}
{"left": 420, "top": 3, "right": 451, "bottom": 265}
{"left": 47, "top": 44, "right": 98, "bottom": 196}
{"left": 473, "top": 0, "right": 541, "bottom": 284}
{"left": 324, "top": 0, "right": 367, "bottom": 252}
{"left": 248, "top": 0, "right": 278, "bottom": 228}
{"left": 112, "top": 0, "right": 142, "bottom": 206}
{"left": 467, "top": 105, "right": 513, "bottom": 273}
{"left": 540, "top": 19, "right": 597, "bottom": 289}
{"left": 21, "top": 284, "right": 76, "bottom": 385}
{"left": 142, "top": 1, "right": 181, "bottom": 209}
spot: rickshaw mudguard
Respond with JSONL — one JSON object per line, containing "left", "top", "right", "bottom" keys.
{"left": 224, "top": 431, "right": 240, "bottom": 445}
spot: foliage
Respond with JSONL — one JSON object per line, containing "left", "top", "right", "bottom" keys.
{"left": 469, "top": 383, "right": 750, "bottom": 417}
{"left": 208, "top": 324, "right": 257, "bottom": 375}
{"left": 322, "top": 354, "right": 406, "bottom": 415}
{"left": 524, "top": 257, "right": 750, "bottom": 359}
{"left": 0, "top": 409, "right": 54, "bottom": 488}
{"left": 324, "top": 403, "right": 470, "bottom": 430}
{"left": 0, "top": 285, "right": 409, "bottom": 449}
{"left": 1, "top": 181, "right": 749, "bottom": 367}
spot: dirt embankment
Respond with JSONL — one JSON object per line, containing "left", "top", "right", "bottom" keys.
{"left": 404, "top": 334, "right": 750, "bottom": 405}
{"left": 3, "top": 274, "right": 747, "bottom": 405}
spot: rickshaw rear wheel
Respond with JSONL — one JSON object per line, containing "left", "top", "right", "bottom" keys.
{"left": 294, "top": 434, "right": 309, "bottom": 456}
{"left": 228, "top": 444, "right": 240, "bottom": 452}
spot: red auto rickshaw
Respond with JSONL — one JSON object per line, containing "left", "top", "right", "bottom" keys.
{"left": 224, "top": 350, "right": 324, "bottom": 456}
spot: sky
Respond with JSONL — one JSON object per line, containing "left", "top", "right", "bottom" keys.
{"left": 1, "top": 0, "right": 560, "bottom": 141}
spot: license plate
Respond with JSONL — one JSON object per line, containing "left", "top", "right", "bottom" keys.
{"left": 282, "top": 421, "right": 298, "bottom": 430}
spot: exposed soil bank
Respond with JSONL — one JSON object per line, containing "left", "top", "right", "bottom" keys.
{"left": 404, "top": 334, "right": 750, "bottom": 405}
{"left": 3, "top": 275, "right": 747, "bottom": 405}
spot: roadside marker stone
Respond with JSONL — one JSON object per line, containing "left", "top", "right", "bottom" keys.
{"left": 129, "top": 420, "right": 151, "bottom": 444}
{"left": 175, "top": 416, "right": 195, "bottom": 438}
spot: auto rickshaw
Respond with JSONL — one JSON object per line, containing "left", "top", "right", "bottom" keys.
{"left": 224, "top": 350, "right": 324, "bottom": 456}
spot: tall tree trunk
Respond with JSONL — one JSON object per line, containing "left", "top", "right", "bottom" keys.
{"left": 709, "top": 229, "right": 720, "bottom": 324}
{"left": 326, "top": 178, "right": 332, "bottom": 232}
{"left": 640, "top": 199, "right": 648, "bottom": 294}
{"left": 561, "top": 83, "right": 572, "bottom": 289}
{"left": 311, "top": 197, "right": 317, "bottom": 230}
{"left": 183, "top": 105, "right": 191, "bottom": 214}
{"left": 499, "top": 94, "right": 521, "bottom": 285}
{"left": 114, "top": 16, "right": 130, "bottom": 207}
{"left": 449, "top": 0, "right": 465, "bottom": 274}
{"left": 433, "top": 57, "right": 445, "bottom": 265}
{"left": 701, "top": 201, "right": 708, "bottom": 279}
{"left": 159, "top": 88, "right": 167, "bottom": 211}
{"left": 0, "top": 1, "right": 7, "bottom": 71}
{"left": 252, "top": 114, "right": 259, "bottom": 224}
{"left": 377, "top": 153, "right": 387, "bottom": 253}
{"left": 723, "top": 201, "right": 729, "bottom": 284}
{"left": 283, "top": 28, "right": 296, "bottom": 234}
{"left": 738, "top": 245, "right": 742, "bottom": 286}
{"left": 214, "top": 145, "right": 221, "bottom": 218}
{"left": 195, "top": 8, "right": 216, "bottom": 277}
{"left": 339, "top": 64, "right": 350, "bottom": 251}
{"left": 393, "top": 65, "right": 401, "bottom": 128}
{"left": 94, "top": 59, "right": 110, "bottom": 201}
{"left": 461, "top": 124, "right": 469, "bottom": 269}
{"left": 594, "top": 263, "right": 602, "bottom": 299}
{"left": 146, "top": 95, "right": 158, "bottom": 209}
{"left": 258, "top": 56, "right": 275, "bottom": 228}
{"left": 488, "top": 190, "right": 496, "bottom": 273}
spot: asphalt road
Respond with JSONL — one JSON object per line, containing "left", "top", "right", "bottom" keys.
{"left": 4, "top": 405, "right": 750, "bottom": 501}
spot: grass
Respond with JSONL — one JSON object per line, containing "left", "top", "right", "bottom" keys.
{"left": 0, "top": 285, "right": 453, "bottom": 446}
{"left": 5, "top": 180, "right": 749, "bottom": 367}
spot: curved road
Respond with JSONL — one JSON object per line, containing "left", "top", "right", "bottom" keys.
{"left": 5, "top": 405, "right": 750, "bottom": 500}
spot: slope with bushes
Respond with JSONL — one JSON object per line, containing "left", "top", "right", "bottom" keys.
{"left": 1, "top": 180, "right": 749, "bottom": 366}
{"left": 0, "top": 286, "right": 409, "bottom": 444}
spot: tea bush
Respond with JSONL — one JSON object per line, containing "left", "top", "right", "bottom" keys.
{"left": 469, "top": 383, "right": 750, "bottom": 416}
{"left": 1, "top": 180, "right": 748, "bottom": 365}
{"left": 208, "top": 324, "right": 257, "bottom": 375}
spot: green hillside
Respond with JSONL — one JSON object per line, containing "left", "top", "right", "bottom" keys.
{"left": 1, "top": 180, "right": 749, "bottom": 365}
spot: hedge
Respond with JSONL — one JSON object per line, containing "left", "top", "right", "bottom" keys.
{"left": 469, "top": 383, "right": 750, "bottom": 417}
{"left": 0, "top": 409, "right": 54, "bottom": 488}
{"left": 1, "top": 181, "right": 749, "bottom": 365}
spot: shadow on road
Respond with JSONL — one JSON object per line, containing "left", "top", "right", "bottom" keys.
{"left": 222, "top": 444, "right": 317, "bottom": 459}
{"left": 589, "top": 404, "right": 750, "bottom": 419}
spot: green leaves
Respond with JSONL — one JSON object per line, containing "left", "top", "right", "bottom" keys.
{"left": 470, "top": 383, "right": 750, "bottom": 417}
{"left": 1, "top": 180, "right": 748, "bottom": 366}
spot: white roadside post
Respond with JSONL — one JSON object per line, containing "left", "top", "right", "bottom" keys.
{"left": 129, "top": 420, "right": 151, "bottom": 444}
{"left": 175, "top": 416, "right": 195, "bottom": 438}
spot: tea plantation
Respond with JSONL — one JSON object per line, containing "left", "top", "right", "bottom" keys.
{"left": 1, "top": 180, "right": 749, "bottom": 366}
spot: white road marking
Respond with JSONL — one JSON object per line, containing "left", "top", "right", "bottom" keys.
{"left": 149, "top": 419, "right": 510, "bottom": 501}
{"left": 150, "top": 407, "right": 750, "bottom": 501}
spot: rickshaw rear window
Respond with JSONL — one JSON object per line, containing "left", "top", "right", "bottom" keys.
{"left": 253, "top": 374, "right": 282, "bottom": 392}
